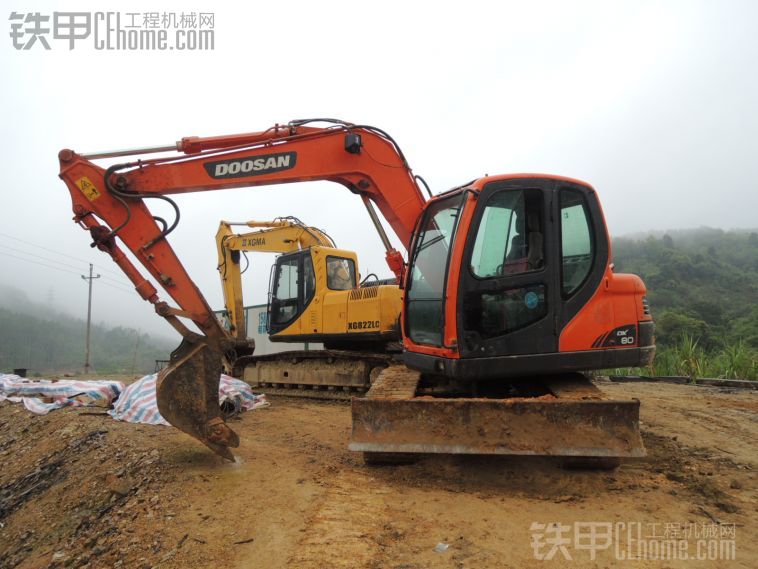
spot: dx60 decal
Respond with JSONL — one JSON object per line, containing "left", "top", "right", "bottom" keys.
{"left": 592, "top": 324, "right": 637, "bottom": 348}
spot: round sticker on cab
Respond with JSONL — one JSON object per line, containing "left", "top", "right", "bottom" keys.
{"left": 524, "top": 291, "right": 539, "bottom": 309}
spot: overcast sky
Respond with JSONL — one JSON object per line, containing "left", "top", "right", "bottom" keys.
{"left": 1, "top": 0, "right": 756, "bottom": 339}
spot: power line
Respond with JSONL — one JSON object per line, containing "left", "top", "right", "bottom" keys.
{"left": 0, "top": 240, "right": 133, "bottom": 288}
{"left": 94, "top": 264, "right": 131, "bottom": 282}
{"left": 0, "top": 231, "right": 132, "bottom": 281}
{"left": 99, "top": 280, "right": 135, "bottom": 295}
{"left": 99, "top": 274, "right": 134, "bottom": 289}
{"left": 0, "top": 242, "right": 87, "bottom": 272}
{"left": 0, "top": 250, "right": 82, "bottom": 277}
{"left": 0, "top": 251, "right": 134, "bottom": 295}
{"left": 0, "top": 231, "right": 87, "bottom": 261}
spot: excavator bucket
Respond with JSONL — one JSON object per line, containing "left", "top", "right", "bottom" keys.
{"left": 156, "top": 338, "right": 240, "bottom": 461}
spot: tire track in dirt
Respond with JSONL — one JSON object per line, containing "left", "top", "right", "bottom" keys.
{"left": 287, "top": 468, "right": 390, "bottom": 568}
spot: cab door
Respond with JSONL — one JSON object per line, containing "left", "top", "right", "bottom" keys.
{"left": 268, "top": 250, "right": 316, "bottom": 336}
{"left": 457, "top": 179, "right": 560, "bottom": 358}
{"left": 268, "top": 251, "right": 303, "bottom": 335}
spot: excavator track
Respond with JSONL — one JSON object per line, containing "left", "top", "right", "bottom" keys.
{"left": 237, "top": 349, "right": 401, "bottom": 398}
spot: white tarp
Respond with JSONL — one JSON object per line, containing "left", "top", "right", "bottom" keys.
{"left": 0, "top": 373, "right": 268, "bottom": 424}
{"left": 0, "top": 374, "right": 124, "bottom": 414}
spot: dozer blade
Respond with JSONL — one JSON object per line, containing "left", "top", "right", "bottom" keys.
{"left": 156, "top": 338, "right": 240, "bottom": 461}
{"left": 350, "top": 368, "right": 645, "bottom": 459}
{"left": 352, "top": 398, "right": 645, "bottom": 457}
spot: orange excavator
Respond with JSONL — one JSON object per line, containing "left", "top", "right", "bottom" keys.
{"left": 58, "top": 119, "right": 654, "bottom": 464}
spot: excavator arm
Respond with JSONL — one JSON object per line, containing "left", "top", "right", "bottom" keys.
{"left": 216, "top": 217, "right": 336, "bottom": 340}
{"left": 57, "top": 119, "right": 427, "bottom": 460}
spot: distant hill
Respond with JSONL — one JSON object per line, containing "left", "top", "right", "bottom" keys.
{"left": 2, "top": 227, "right": 755, "bottom": 378}
{"left": 613, "top": 227, "right": 758, "bottom": 349}
{"left": 0, "top": 285, "right": 177, "bottom": 376}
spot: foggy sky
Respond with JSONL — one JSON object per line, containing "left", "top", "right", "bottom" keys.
{"left": 1, "top": 0, "right": 757, "bottom": 339}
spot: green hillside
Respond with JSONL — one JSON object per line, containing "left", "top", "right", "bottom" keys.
{"left": 1, "top": 228, "right": 756, "bottom": 379}
{"left": 612, "top": 228, "right": 758, "bottom": 379}
{"left": 0, "top": 286, "right": 176, "bottom": 376}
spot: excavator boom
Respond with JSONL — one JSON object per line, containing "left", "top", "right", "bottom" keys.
{"left": 58, "top": 120, "right": 427, "bottom": 460}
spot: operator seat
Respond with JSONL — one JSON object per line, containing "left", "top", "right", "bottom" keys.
{"left": 526, "top": 209, "right": 544, "bottom": 270}
{"left": 503, "top": 215, "right": 528, "bottom": 273}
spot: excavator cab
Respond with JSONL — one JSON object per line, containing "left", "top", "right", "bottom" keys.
{"left": 403, "top": 176, "right": 655, "bottom": 376}
{"left": 267, "top": 246, "right": 402, "bottom": 348}
{"left": 268, "top": 247, "right": 357, "bottom": 336}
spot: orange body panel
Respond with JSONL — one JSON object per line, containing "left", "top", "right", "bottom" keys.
{"left": 559, "top": 269, "right": 649, "bottom": 352}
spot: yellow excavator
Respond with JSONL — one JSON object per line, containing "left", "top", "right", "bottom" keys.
{"left": 215, "top": 217, "right": 403, "bottom": 391}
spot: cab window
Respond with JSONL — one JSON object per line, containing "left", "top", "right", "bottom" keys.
{"left": 271, "top": 257, "right": 299, "bottom": 324}
{"left": 560, "top": 189, "right": 594, "bottom": 296}
{"left": 326, "top": 256, "right": 356, "bottom": 290}
{"left": 406, "top": 193, "right": 464, "bottom": 346}
{"left": 466, "top": 285, "right": 548, "bottom": 339}
{"left": 470, "top": 188, "right": 544, "bottom": 277}
{"left": 463, "top": 188, "right": 547, "bottom": 340}
{"left": 304, "top": 254, "right": 315, "bottom": 300}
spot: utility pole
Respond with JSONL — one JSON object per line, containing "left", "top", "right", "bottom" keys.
{"left": 131, "top": 330, "right": 141, "bottom": 376}
{"left": 81, "top": 263, "right": 100, "bottom": 374}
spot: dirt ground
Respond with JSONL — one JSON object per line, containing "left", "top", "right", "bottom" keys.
{"left": 0, "top": 378, "right": 755, "bottom": 569}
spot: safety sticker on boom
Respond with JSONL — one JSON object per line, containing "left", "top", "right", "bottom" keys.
{"left": 74, "top": 176, "right": 101, "bottom": 202}
{"left": 204, "top": 152, "right": 297, "bottom": 179}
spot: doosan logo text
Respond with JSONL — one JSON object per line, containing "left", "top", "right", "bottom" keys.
{"left": 204, "top": 152, "right": 297, "bottom": 179}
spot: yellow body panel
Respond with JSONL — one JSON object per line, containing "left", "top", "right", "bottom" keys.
{"left": 346, "top": 286, "right": 402, "bottom": 335}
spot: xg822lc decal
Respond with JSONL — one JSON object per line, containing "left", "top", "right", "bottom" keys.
{"left": 592, "top": 324, "right": 637, "bottom": 348}
{"left": 348, "top": 320, "right": 380, "bottom": 331}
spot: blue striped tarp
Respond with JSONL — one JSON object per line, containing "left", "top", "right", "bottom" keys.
{"left": 108, "top": 373, "right": 268, "bottom": 425}
{"left": 0, "top": 373, "right": 268, "bottom": 424}
{"left": 0, "top": 374, "right": 124, "bottom": 414}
